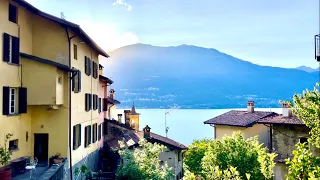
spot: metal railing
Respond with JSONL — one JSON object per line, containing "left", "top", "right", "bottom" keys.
{"left": 315, "top": 34, "right": 320, "bottom": 61}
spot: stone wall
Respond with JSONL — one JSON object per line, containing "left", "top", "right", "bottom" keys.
{"left": 272, "top": 125, "right": 309, "bottom": 160}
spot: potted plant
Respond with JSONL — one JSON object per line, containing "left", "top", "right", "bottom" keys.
{"left": 0, "top": 133, "right": 13, "bottom": 180}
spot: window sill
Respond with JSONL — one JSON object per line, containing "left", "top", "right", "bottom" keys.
{"left": 9, "top": 148, "right": 19, "bottom": 152}
{"left": 7, "top": 62, "right": 19, "bottom": 66}
{"left": 7, "top": 113, "right": 19, "bottom": 117}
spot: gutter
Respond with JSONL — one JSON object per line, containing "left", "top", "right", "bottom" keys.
{"left": 65, "top": 27, "right": 77, "bottom": 180}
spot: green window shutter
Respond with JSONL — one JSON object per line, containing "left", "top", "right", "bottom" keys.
{"left": 88, "top": 59, "right": 92, "bottom": 76}
{"left": 18, "top": 87, "right": 27, "bottom": 114}
{"left": 73, "top": 125, "right": 77, "bottom": 150}
{"left": 3, "top": 33, "right": 10, "bottom": 62}
{"left": 72, "top": 72, "right": 76, "bottom": 92}
{"left": 78, "top": 71, "right": 81, "bottom": 92}
{"left": 85, "top": 56, "right": 88, "bottom": 75}
{"left": 89, "top": 94, "right": 92, "bottom": 110}
{"left": 2, "top": 86, "right": 9, "bottom": 115}
{"left": 84, "top": 126, "right": 88, "bottom": 147}
{"left": 11, "top": 36, "right": 19, "bottom": 65}
{"left": 88, "top": 126, "right": 92, "bottom": 145}
{"left": 78, "top": 124, "right": 82, "bottom": 147}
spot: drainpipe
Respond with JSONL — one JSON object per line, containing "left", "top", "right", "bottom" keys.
{"left": 64, "top": 27, "right": 77, "bottom": 180}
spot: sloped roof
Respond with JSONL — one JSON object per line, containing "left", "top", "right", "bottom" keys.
{"left": 105, "top": 120, "right": 187, "bottom": 150}
{"left": 204, "top": 110, "right": 277, "bottom": 127}
{"left": 99, "top": 75, "right": 113, "bottom": 84}
{"left": 13, "top": 0, "right": 109, "bottom": 57}
{"left": 258, "top": 114, "right": 304, "bottom": 125}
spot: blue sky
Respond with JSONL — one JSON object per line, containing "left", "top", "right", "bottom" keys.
{"left": 26, "top": 0, "right": 319, "bottom": 68}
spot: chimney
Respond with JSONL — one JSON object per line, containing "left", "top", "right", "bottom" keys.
{"left": 117, "top": 114, "right": 122, "bottom": 123}
{"left": 247, "top": 101, "right": 254, "bottom": 113}
{"left": 110, "top": 89, "right": 115, "bottom": 99}
{"left": 143, "top": 125, "right": 151, "bottom": 139}
{"left": 282, "top": 102, "right": 292, "bottom": 117}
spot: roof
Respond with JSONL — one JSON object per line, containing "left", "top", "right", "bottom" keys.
{"left": 105, "top": 121, "right": 187, "bottom": 150}
{"left": 130, "top": 103, "right": 140, "bottom": 115}
{"left": 20, "top": 53, "right": 71, "bottom": 71}
{"left": 106, "top": 97, "right": 120, "bottom": 105}
{"left": 258, "top": 114, "right": 304, "bottom": 125}
{"left": 99, "top": 75, "right": 113, "bottom": 84}
{"left": 204, "top": 110, "right": 277, "bottom": 127}
{"left": 13, "top": 0, "right": 109, "bottom": 58}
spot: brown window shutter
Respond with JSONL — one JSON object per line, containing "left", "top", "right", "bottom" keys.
{"left": 3, "top": 33, "right": 10, "bottom": 62}
{"left": 18, "top": 87, "right": 27, "bottom": 114}
{"left": 11, "top": 36, "right": 19, "bottom": 65}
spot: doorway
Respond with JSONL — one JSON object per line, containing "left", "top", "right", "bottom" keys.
{"left": 34, "top": 134, "right": 49, "bottom": 166}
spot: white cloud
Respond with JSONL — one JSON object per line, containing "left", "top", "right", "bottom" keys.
{"left": 146, "top": 87, "right": 159, "bottom": 91}
{"left": 79, "top": 21, "right": 139, "bottom": 51}
{"left": 112, "top": 0, "right": 132, "bottom": 11}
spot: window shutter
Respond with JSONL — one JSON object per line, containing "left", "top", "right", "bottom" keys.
{"left": 85, "top": 56, "right": 88, "bottom": 75}
{"left": 73, "top": 125, "right": 76, "bottom": 150}
{"left": 18, "top": 87, "right": 27, "bottom": 114}
{"left": 78, "top": 124, "right": 82, "bottom": 147}
{"left": 84, "top": 126, "right": 88, "bottom": 147}
{"left": 98, "top": 124, "right": 101, "bottom": 141}
{"left": 12, "top": 36, "right": 19, "bottom": 65}
{"left": 3, "top": 86, "right": 9, "bottom": 115}
{"left": 98, "top": 98, "right": 101, "bottom": 113}
{"left": 88, "top": 59, "right": 92, "bottom": 76}
{"left": 103, "top": 98, "right": 108, "bottom": 111}
{"left": 3, "top": 33, "right": 10, "bottom": 62}
{"left": 72, "top": 72, "right": 76, "bottom": 92}
{"left": 78, "top": 71, "right": 81, "bottom": 92}
{"left": 95, "top": 63, "right": 98, "bottom": 78}
{"left": 88, "top": 126, "right": 92, "bottom": 144}
{"left": 85, "top": 94, "right": 89, "bottom": 111}
{"left": 89, "top": 94, "right": 92, "bottom": 110}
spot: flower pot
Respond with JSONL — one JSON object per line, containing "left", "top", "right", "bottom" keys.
{"left": 0, "top": 168, "right": 12, "bottom": 180}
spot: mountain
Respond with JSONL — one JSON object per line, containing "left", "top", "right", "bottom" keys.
{"left": 296, "top": 66, "right": 319, "bottom": 73}
{"left": 101, "top": 44, "right": 319, "bottom": 109}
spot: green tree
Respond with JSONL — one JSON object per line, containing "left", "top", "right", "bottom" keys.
{"left": 184, "top": 138, "right": 211, "bottom": 176}
{"left": 285, "top": 83, "right": 320, "bottom": 179}
{"left": 286, "top": 143, "right": 320, "bottom": 179}
{"left": 292, "top": 83, "right": 320, "bottom": 148}
{"left": 201, "top": 132, "right": 277, "bottom": 180}
{"left": 116, "top": 139, "right": 174, "bottom": 180}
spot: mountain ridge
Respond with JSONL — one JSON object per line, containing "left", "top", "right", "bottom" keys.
{"left": 102, "top": 43, "right": 318, "bottom": 109}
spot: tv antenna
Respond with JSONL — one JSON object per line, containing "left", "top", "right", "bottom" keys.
{"left": 61, "top": 12, "right": 66, "bottom": 19}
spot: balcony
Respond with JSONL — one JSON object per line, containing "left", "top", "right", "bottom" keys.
{"left": 315, "top": 34, "right": 320, "bottom": 62}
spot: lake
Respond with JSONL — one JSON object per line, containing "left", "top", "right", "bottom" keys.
{"left": 116, "top": 108, "right": 283, "bottom": 146}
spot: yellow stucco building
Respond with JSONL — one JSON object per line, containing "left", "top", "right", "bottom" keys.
{"left": 0, "top": 0, "right": 109, "bottom": 178}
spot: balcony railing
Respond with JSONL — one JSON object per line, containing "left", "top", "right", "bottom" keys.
{"left": 315, "top": 34, "right": 320, "bottom": 62}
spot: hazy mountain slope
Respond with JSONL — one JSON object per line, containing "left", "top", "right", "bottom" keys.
{"left": 296, "top": 66, "right": 319, "bottom": 73}
{"left": 101, "top": 44, "right": 318, "bottom": 109}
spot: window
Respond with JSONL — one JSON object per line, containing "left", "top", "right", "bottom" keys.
{"left": 3, "top": 87, "right": 27, "bottom": 115}
{"left": 73, "top": 44, "right": 77, "bottom": 60}
{"left": 84, "top": 56, "right": 92, "bottom": 76}
{"left": 58, "top": 76, "right": 62, "bottom": 84}
{"left": 9, "top": 139, "right": 18, "bottom": 151}
{"left": 73, "top": 124, "right": 81, "bottom": 150}
{"left": 98, "top": 124, "right": 101, "bottom": 141}
{"left": 92, "top": 123, "right": 97, "bottom": 143}
{"left": 92, "top": 61, "right": 98, "bottom": 79}
{"left": 3, "top": 33, "right": 20, "bottom": 65}
{"left": 98, "top": 98, "right": 102, "bottom": 113}
{"left": 84, "top": 125, "right": 92, "bottom": 147}
{"left": 72, "top": 70, "right": 81, "bottom": 93}
{"left": 93, "top": 95, "right": 98, "bottom": 110}
{"left": 9, "top": 4, "right": 17, "bottom": 24}
{"left": 85, "top": 93, "right": 92, "bottom": 111}
{"left": 9, "top": 88, "right": 17, "bottom": 114}
{"left": 299, "top": 137, "right": 308, "bottom": 144}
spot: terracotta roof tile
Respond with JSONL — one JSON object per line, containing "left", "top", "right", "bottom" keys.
{"left": 204, "top": 110, "right": 277, "bottom": 127}
{"left": 258, "top": 114, "right": 304, "bottom": 125}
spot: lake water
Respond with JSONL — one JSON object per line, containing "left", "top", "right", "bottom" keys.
{"left": 116, "top": 108, "right": 283, "bottom": 146}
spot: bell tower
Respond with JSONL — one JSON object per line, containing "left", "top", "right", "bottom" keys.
{"left": 129, "top": 102, "right": 140, "bottom": 131}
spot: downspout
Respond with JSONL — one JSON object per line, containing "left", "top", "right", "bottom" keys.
{"left": 65, "top": 27, "right": 77, "bottom": 180}
{"left": 269, "top": 124, "right": 273, "bottom": 153}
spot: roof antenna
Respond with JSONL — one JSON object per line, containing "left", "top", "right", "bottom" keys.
{"left": 61, "top": 12, "right": 66, "bottom": 19}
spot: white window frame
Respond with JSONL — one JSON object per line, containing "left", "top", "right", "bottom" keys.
{"left": 9, "top": 88, "right": 17, "bottom": 114}
{"left": 9, "top": 36, "right": 13, "bottom": 63}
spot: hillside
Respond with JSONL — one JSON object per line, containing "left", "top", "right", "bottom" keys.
{"left": 100, "top": 44, "right": 318, "bottom": 109}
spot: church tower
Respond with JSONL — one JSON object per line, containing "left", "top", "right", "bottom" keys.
{"left": 129, "top": 102, "right": 140, "bottom": 131}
